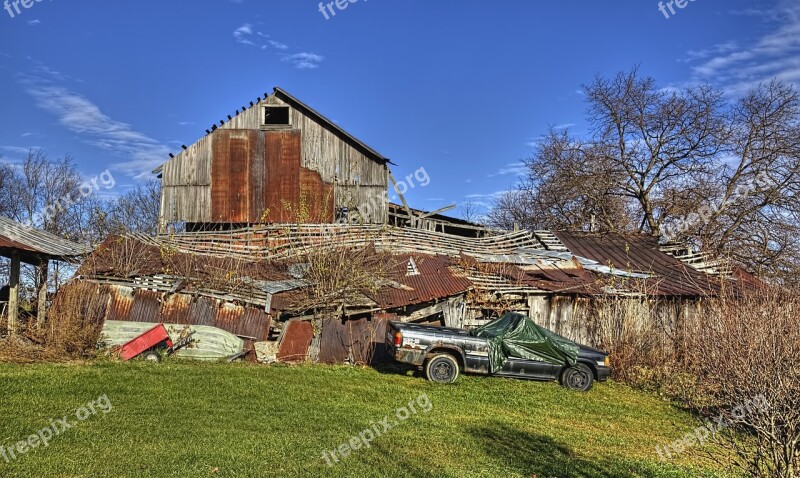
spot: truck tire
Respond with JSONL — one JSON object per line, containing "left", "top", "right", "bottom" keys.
{"left": 560, "top": 363, "right": 594, "bottom": 392}
{"left": 424, "top": 354, "right": 460, "bottom": 384}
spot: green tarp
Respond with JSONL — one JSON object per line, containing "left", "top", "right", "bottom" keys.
{"left": 474, "top": 313, "right": 580, "bottom": 373}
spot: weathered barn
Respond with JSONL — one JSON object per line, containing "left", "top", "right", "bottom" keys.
{"left": 155, "top": 87, "right": 391, "bottom": 228}
{"left": 66, "top": 224, "right": 755, "bottom": 364}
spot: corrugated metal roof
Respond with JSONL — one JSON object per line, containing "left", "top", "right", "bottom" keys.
{"left": 0, "top": 216, "right": 92, "bottom": 264}
{"left": 554, "top": 231, "right": 719, "bottom": 297}
{"left": 374, "top": 254, "right": 472, "bottom": 308}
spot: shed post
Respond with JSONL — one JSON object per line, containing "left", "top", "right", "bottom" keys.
{"left": 8, "top": 251, "right": 20, "bottom": 334}
{"left": 37, "top": 261, "right": 49, "bottom": 329}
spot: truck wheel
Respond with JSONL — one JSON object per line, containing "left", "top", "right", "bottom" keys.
{"left": 424, "top": 354, "right": 460, "bottom": 384}
{"left": 141, "top": 351, "right": 162, "bottom": 363}
{"left": 561, "top": 363, "right": 594, "bottom": 392}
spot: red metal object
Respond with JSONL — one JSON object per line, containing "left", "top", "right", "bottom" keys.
{"left": 119, "top": 324, "right": 173, "bottom": 361}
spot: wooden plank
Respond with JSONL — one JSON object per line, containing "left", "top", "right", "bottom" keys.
{"left": 8, "top": 252, "right": 19, "bottom": 334}
{"left": 211, "top": 130, "right": 231, "bottom": 221}
{"left": 37, "top": 261, "right": 48, "bottom": 328}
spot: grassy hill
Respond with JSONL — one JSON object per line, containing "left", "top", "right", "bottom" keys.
{"left": 0, "top": 361, "right": 728, "bottom": 477}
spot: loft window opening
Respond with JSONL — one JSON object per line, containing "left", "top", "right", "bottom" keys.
{"left": 263, "top": 106, "right": 291, "bottom": 126}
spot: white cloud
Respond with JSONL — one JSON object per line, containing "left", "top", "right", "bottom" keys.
{"left": 27, "top": 19, "right": 40, "bottom": 26}
{"left": 490, "top": 161, "right": 526, "bottom": 177}
{"left": 232, "top": 24, "right": 322, "bottom": 69}
{"left": 462, "top": 190, "right": 510, "bottom": 208}
{"left": 684, "top": 1, "right": 800, "bottom": 95}
{"left": 283, "top": 52, "right": 324, "bottom": 70}
{"left": 18, "top": 67, "right": 170, "bottom": 180}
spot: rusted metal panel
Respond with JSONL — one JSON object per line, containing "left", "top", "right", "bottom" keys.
{"left": 299, "top": 168, "right": 334, "bottom": 223}
{"left": 214, "top": 303, "right": 271, "bottom": 341}
{"left": 129, "top": 290, "right": 162, "bottom": 323}
{"left": 554, "top": 232, "right": 719, "bottom": 296}
{"left": 211, "top": 130, "right": 232, "bottom": 221}
{"left": 265, "top": 130, "right": 301, "bottom": 223}
{"left": 160, "top": 293, "right": 192, "bottom": 324}
{"left": 376, "top": 254, "right": 472, "bottom": 308}
{"left": 238, "top": 307, "right": 272, "bottom": 341}
{"left": 277, "top": 320, "right": 313, "bottom": 362}
{"left": 187, "top": 296, "right": 217, "bottom": 326}
{"left": 318, "top": 316, "right": 389, "bottom": 364}
{"left": 249, "top": 130, "right": 266, "bottom": 221}
{"left": 106, "top": 285, "right": 134, "bottom": 322}
{"left": 318, "top": 317, "right": 349, "bottom": 364}
{"left": 211, "top": 130, "right": 252, "bottom": 222}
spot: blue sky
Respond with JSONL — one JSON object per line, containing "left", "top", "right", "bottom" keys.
{"left": 0, "top": 0, "right": 798, "bottom": 215}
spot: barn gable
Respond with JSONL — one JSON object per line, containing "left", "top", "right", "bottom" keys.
{"left": 157, "top": 87, "right": 390, "bottom": 227}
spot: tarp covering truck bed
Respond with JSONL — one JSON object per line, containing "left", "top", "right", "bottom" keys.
{"left": 474, "top": 313, "right": 580, "bottom": 373}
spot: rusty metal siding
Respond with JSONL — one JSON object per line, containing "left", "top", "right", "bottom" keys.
{"left": 277, "top": 320, "right": 314, "bottom": 362}
{"left": 554, "top": 232, "right": 718, "bottom": 296}
{"left": 318, "top": 316, "right": 387, "bottom": 365}
{"left": 299, "top": 168, "right": 334, "bottom": 223}
{"left": 211, "top": 130, "right": 252, "bottom": 222}
{"left": 265, "top": 130, "right": 301, "bottom": 222}
{"left": 375, "top": 254, "right": 472, "bottom": 308}
{"left": 213, "top": 304, "right": 271, "bottom": 341}
{"left": 106, "top": 285, "right": 134, "bottom": 322}
{"left": 160, "top": 294, "right": 192, "bottom": 324}
{"left": 187, "top": 297, "right": 217, "bottom": 326}
{"left": 129, "top": 290, "right": 162, "bottom": 323}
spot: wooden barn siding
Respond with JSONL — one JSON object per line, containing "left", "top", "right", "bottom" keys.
{"left": 525, "top": 294, "right": 699, "bottom": 348}
{"left": 161, "top": 134, "right": 213, "bottom": 223}
{"left": 159, "top": 92, "right": 388, "bottom": 224}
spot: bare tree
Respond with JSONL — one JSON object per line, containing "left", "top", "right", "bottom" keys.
{"left": 489, "top": 129, "right": 634, "bottom": 232}
{"left": 456, "top": 201, "right": 484, "bottom": 224}
{"left": 489, "top": 69, "right": 800, "bottom": 279}
{"left": 106, "top": 180, "right": 162, "bottom": 236}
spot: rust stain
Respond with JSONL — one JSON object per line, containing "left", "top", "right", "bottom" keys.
{"left": 129, "top": 289, "right": 162, "bottom": 323}
{"left": 277, "top": 320, "right": 313, "bottom": 362}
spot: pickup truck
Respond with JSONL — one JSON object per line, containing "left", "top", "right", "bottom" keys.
{"left": 386, "top": 319, "right": 611, "bottom": 391}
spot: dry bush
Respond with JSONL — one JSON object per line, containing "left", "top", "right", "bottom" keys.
{"left": 41, "top": 281, "right": 107, "bottom": 359}
{"left": 0, "top": 281, "right": 106, "bottom": 363}
{"left": 681, "top": 286, "right": 800, "bottom": 477}
{"left": 288, "top": 245, "right": 397, "bottom": 314}
{"left": 286, "top": 243, "right": 398, "bottom": 364}
{"left": 585, "top": 278, "right": 700, "bottom": 397}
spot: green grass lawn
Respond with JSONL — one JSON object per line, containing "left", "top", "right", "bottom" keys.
{"left": 0, "top": 361, "right": 728, "bottom": 478}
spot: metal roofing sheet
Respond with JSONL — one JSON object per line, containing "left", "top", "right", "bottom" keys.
{"left": 374, "top": 254, "right": 472, "bottom": 308}
{"left": 554, "top": 231, "right": 719, "bottom": 296}
{"left": 277, "top": 320, "right": 314, "bottom": 362}
{"left": 0, "top": 216, "right": 92, "bottom": 263}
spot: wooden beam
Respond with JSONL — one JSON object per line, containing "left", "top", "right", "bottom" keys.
{"left": 417, "top": 205, "right": 456, "bottom": 220}
{"left": 388, "top": 172, "right": 414, "bottom": 226}
{"left": 8, "top": 251, "right": 20, "bottom": 334}
{"left": 37, "top": 261, "right": 49, "bottom": 329}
